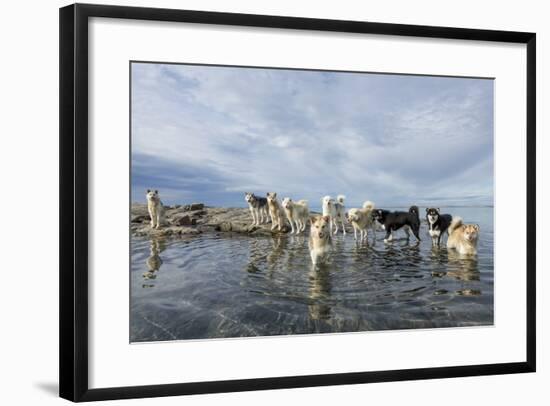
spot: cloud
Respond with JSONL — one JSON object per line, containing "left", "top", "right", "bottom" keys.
{"left": 131, "top": 63, "right": 494, "bottom": 208}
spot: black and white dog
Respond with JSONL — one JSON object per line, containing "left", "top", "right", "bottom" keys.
{"left": 372, "top": 206, "right": 421, "bottom": 243}
{"left": 425, "top": 207, "right": 452, "bottom": 247}
{"left": 244, "top": 192, "right": 269, "bottom": 226}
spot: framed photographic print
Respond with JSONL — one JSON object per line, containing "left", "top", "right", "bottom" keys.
{"left": 59, "top": 3, "right": 536, "bottom": 402}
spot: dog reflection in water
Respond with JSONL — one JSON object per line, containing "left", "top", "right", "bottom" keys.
{"left": 309, "top": 215, "right": 332, "bottom": 266}
{"left": 143, "top": 239, "right": 165, "bottom": 281}
{"left": 308, "top": 265, "right": 332, "bottom": 320}
{"left": 445, "top": 250, "right": 480, "bottom": 281}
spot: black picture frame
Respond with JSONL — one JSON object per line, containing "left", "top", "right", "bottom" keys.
{"left": 59, "top": 3, "right": 536, "bottom": 402}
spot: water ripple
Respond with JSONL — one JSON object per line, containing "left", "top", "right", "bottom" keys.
{"left": 131, "top": 208, "right": 494, "bottom": 341}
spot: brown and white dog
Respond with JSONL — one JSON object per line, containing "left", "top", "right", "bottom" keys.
{"left": 309, "top": 215, "right": 332, "bottom": 265}
{"left": 447, "top": 217, "right": 480, "bottom": 255}
{"left": 266, "top": 192, "right": 286, "bottom": 231}
{"left": 347, "top": 200, "right": 376, "bottom": 241}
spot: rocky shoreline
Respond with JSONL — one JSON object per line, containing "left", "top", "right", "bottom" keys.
{"left": 131, "top": 202, "right": 300, "bottom": 238}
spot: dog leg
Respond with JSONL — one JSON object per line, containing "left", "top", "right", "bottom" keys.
{"left": 353, "top": 226, "right": 358, "bottom": 240}
{"left": 341, "top": 220, "right": 346, "bottom": 235}
{"left": 404, "top": 225, "right": 411, "bottom": 240}
{"left": 155, "top": 212, "right": 161, "bottom": 229}
{"left": 413, "top": 227, "right": 421, "bottom": 242}
{"left": 149, "top": 211, "right": 155, "bottom": 228}
{"left": 333, "top": 218, "right": 338, "bottom": 235}
{"left": 384, "top": 230, "right": 393, "bottom": 243}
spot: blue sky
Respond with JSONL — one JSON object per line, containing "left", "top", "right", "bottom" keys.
{"left": 131, "top": 62, "right": 493, "bottom": 208}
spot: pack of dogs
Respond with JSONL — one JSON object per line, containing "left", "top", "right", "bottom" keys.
{"left": 145, "top": 190, "right": 481, "bottom": 265}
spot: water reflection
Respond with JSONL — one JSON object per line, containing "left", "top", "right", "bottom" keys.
{"left": 308, "top": 264, "right": 332, "bottom": 320}
{"left": 131, "top": 207, "right": 494, "bottom": 341}
{"left": 142, "top": 238, "right": 166, "bottom": 284}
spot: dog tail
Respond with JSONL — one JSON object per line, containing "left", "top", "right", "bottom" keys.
{"left": 337, "top": 194, "right": 346, "bottom": 204}
{"left": 448, "top": 216, "right": 463, "bottom": 234}
{"left": 362, "top": 200, "right": 375, "bottom": 210}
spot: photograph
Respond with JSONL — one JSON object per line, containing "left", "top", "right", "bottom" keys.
{"left": 129, "top": 61, "right": 494, "bottom": 342}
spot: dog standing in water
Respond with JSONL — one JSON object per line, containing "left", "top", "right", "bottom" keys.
{"left": 309, "top": 215, "right": 332, "bottom": 265}
{"left": 447, "top": 217, "right": 480, "bottom": 255}
{"left": 347, "top": 200, "right": 376, "bottom": 241}
{"left": 321, "top": 195, "right": 346, "bottom": 235}
{"left": 425, "top": 207, "right": 453, "bottom": 247}
{"left": 146, "top": 189, "right": 164, "bottom": 229}
{"left": 372, "top": 205, "right": 421, "bottom": 243}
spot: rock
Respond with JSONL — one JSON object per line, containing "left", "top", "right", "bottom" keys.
{"left": 131, "top": 214, "right": 149, "bottom": 223}
{"left": 183, "top": 203, "right": 204, "bottom": 211}
{"left": 187, "top": 209, "right": 207, "bottom": 217}
{"left": 131, "top": 203, "right": 292, "bottom": 238}
{"left": 172, "top": 214, "right": 193, "bottom": 226}
{"left": 216, "top": 222, "right": 233, "bottom": 232}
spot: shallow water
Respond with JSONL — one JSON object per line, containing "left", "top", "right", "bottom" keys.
{"left": 130, "top": 207, "right": 493, "bottom": 342}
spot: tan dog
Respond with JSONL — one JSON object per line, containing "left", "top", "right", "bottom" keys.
{"left": 347, "top": 200, "right": 376, "bottom": 241}
{"left": 266, "top": 192, "right": 286, "bottom": 231}
{"left": 447, "top": 217, "right": 480, "bottom": 255}
{"left": 309, "top": 215, "right": 332, "bottom": 265}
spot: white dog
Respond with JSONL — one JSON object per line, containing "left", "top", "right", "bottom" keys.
{"left": 347, "top": 201, "right": 376, "bottom": 241}
{"left": 309, "top": 215, "right": 332, "bottom": 265}
{"left": 266, "top": 192, "right": 286, "bottom": 231}
{"left": 146, "top": 189, "right": 164, "bottom": 229}
{"left": 281, "top": 197, "right": 309, "bottom": 234}
{"left": 321, "top": 195, "right": 346, "bottom": 235}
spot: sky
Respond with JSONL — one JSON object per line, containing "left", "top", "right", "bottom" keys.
{"left": 131, "top": 62, "right": 494, "bottom": 208}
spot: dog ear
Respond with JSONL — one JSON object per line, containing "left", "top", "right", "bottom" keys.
{"left": 474, "top": 224, "right": 480, "bottom": 231}
{"left": 154, "top": 190, "right": 158, "bottom": 194}
{"left": 322, "top": 215, "right": 330, "bottom": 222}
{"left": 146, "top": 189, "right": 150, "bottom": 193}
{"left": 462, "top": 225, "right": 467, "bottom": 230}
{"left": 425, "top": 208, "right": 429, "bottom": 213}
{"left": 310, "top": 216, "right": 317, "bottom": 225}
{"left": 437, "top": 208, "right": 440, "bottom": 212}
